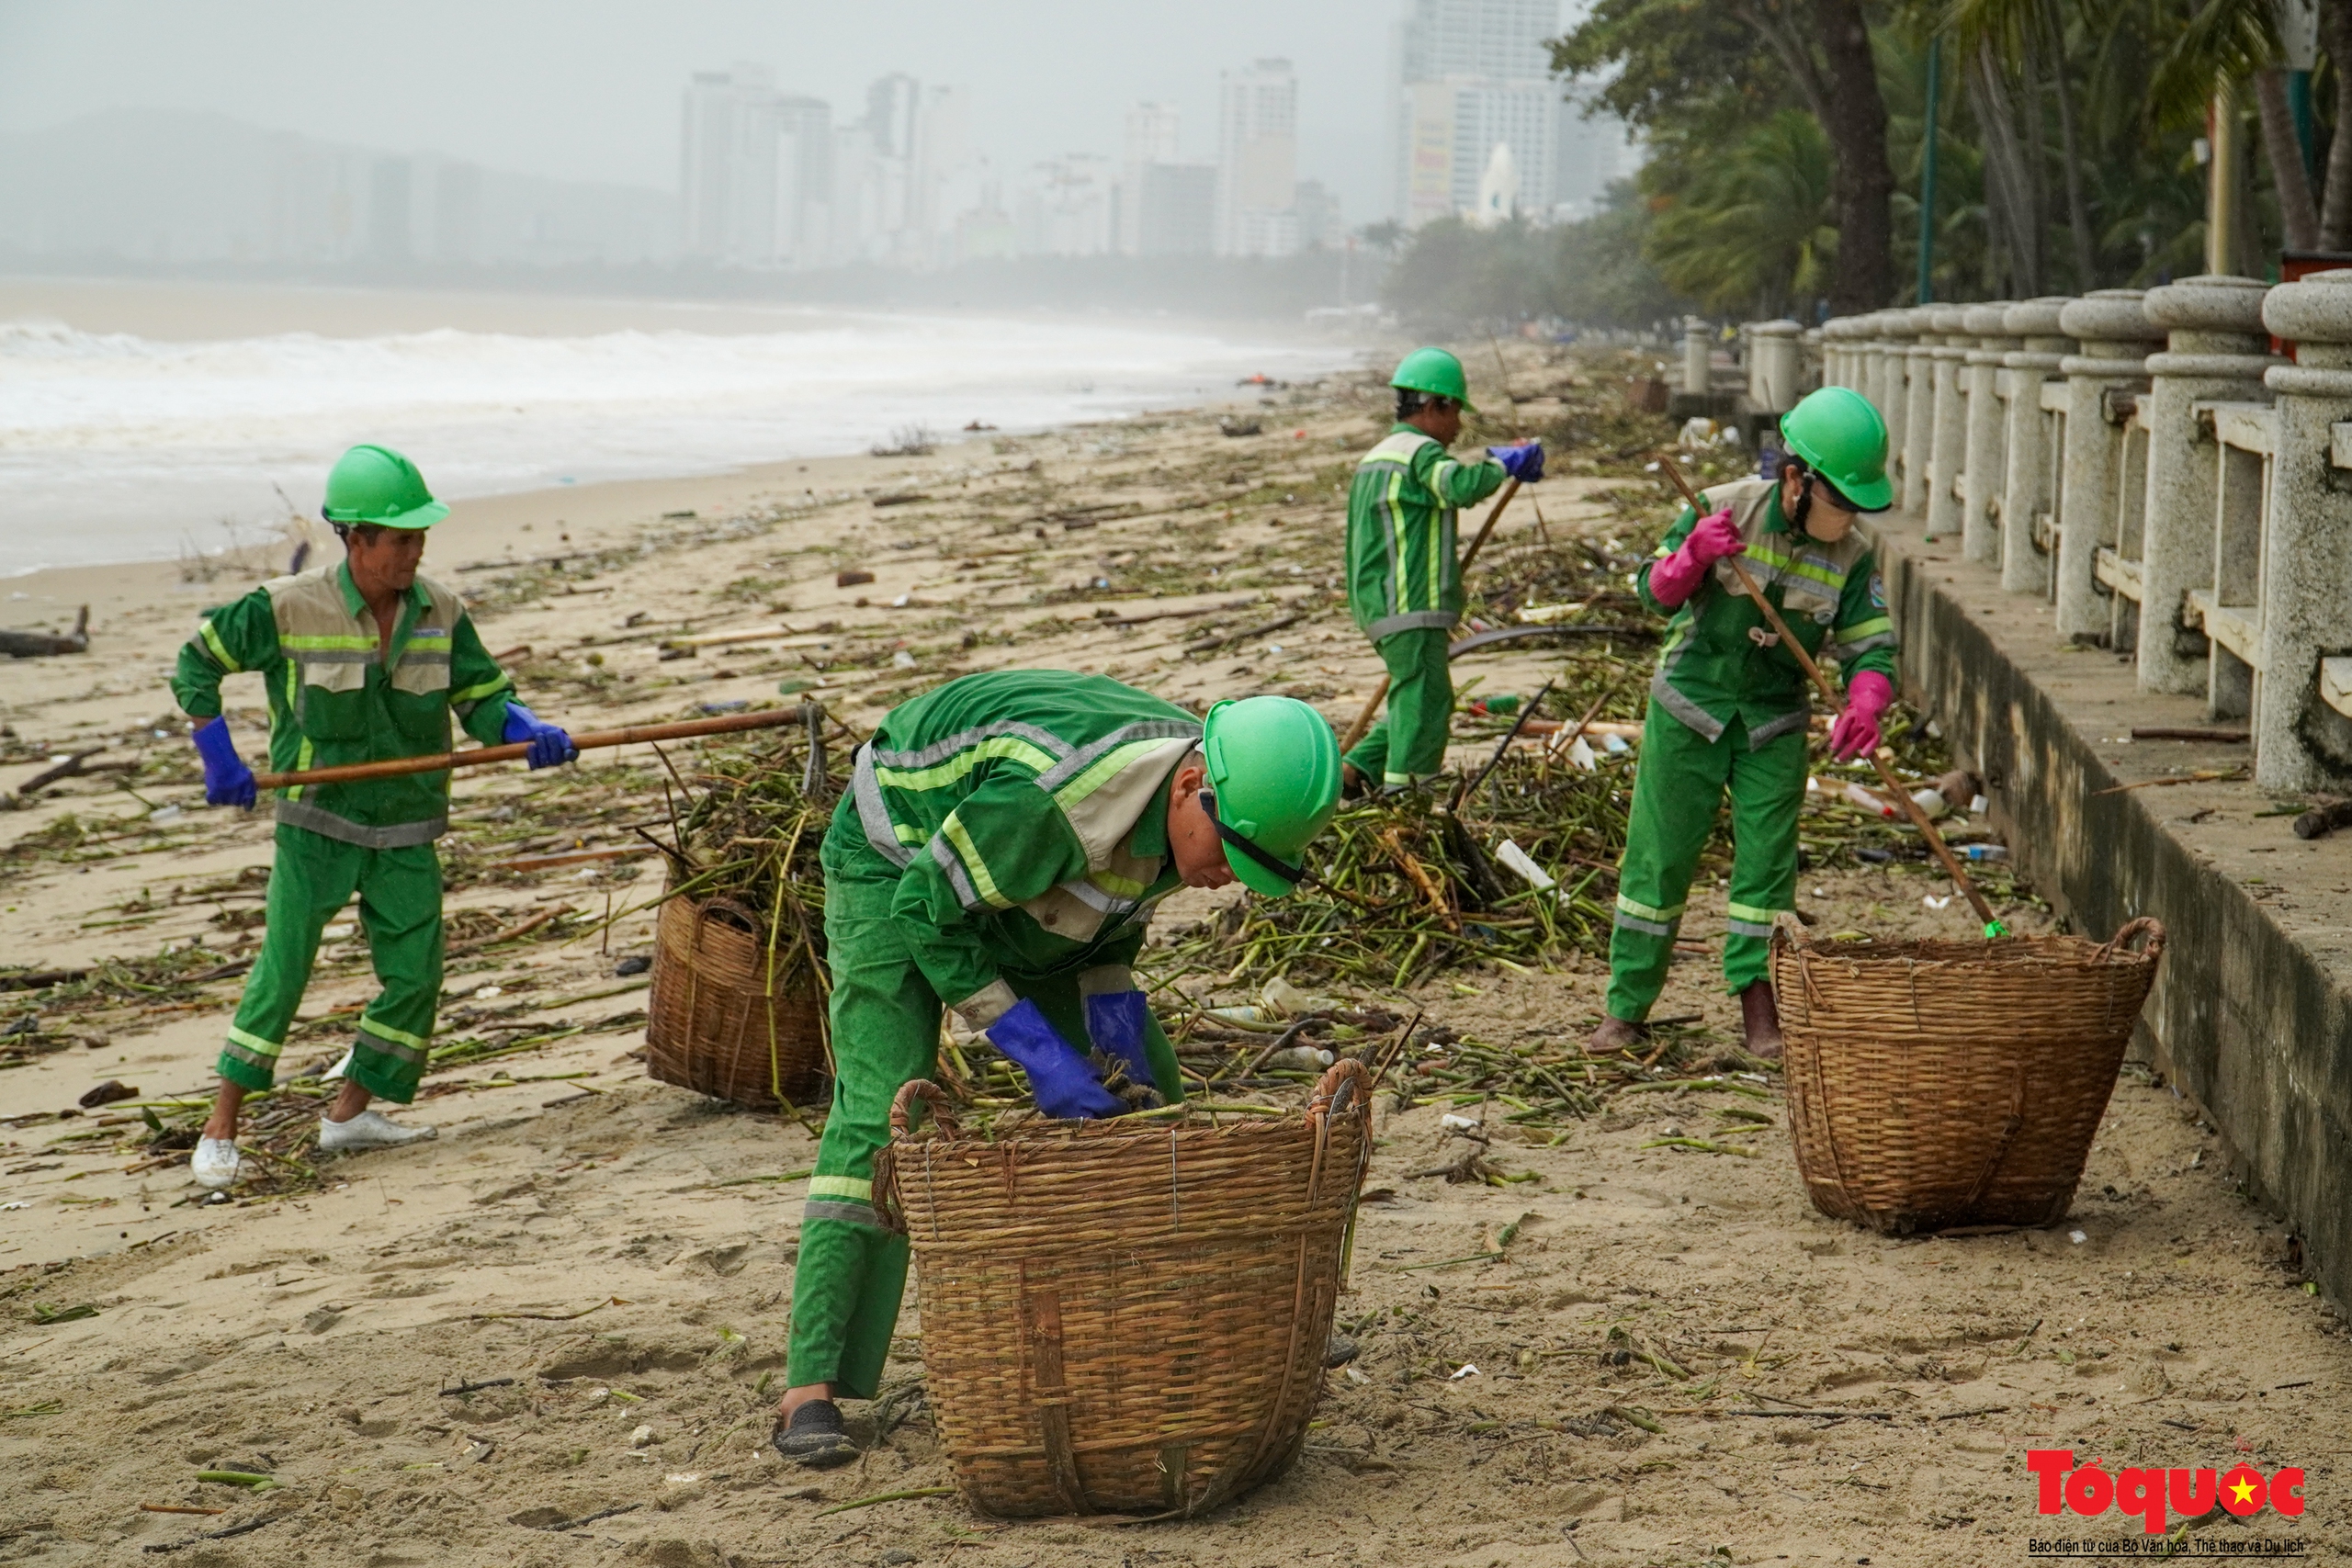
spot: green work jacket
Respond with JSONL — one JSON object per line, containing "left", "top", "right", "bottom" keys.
{"left": 1345, "top": 424, "right": 1508, "bottom": 640}
{"left": 1638, "top": 476, "right": 1898, "bottom": 749}
{"left": 171, "top": 561, "right": 515, "bottom": 848}
{"left": 845, "top": 670, "right": 1201, "bottom": 1023}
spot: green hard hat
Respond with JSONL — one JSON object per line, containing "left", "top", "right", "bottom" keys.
{"left": 1779, "top": 387, "right": 1892, "bottom": 513}
{"left": 1199, "top": 695, "right": 1342, "bottom": 898}
{"left": 322, "top": 444, "right": 449, "bottom": 530}
{"left": 1389, "top": 345, "right": 1476, "bottom": 412}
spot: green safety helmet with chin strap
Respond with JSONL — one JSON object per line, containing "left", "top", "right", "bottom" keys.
{"left": 322, "top": 444, "right": 450, "bottom": 530}
{"left": 1389, "top": 345, "right": 1476, "bottom": 412}
{"left": 1777, "top": 387, "right": 1892, "bottom": 513}
{"left": 1197, "top": 695, "right": 1342, "bottom": 898}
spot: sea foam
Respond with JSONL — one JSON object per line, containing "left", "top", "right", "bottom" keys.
{"left": 0, "top": 307, "right": 1346, "bottom": 574}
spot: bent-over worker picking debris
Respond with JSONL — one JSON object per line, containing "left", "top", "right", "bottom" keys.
{"left": 1588, "top": 387, "right": 1898, "bottom": 1060}
{"left": 169, "top": 444, "right": 579, "bottom": 1190}
{"left": 774, "top": 670, "right": 1341, "bottom": 1467}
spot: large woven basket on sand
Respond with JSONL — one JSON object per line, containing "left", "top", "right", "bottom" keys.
{"left": 643, "top": 889, "right": 826, "bottom": 1110}
{"left": 1772, "top": 917, "right": 2165, "bottom": 1234}
{"left": 876, "top": 1060, "right": 1374, "bottom": 1518}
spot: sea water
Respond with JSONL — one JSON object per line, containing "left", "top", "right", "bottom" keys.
{"left": 0, "top": 305, "right": 1351, "bottom": 575}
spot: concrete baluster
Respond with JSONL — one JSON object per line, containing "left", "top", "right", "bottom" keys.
{"left": 1682, "top": 317, "right": 1712, "bottom": 398}
{"left": 1901, "top": 310, "right": 1939, "bottom": 513}
{"left": 2254, "top": 270, "right": 2352, "bottom": 791}
{"left": 1750, "top": 320, "right": 1803, "bottom": 414}
{"left": 1997, "top": 298, "right": 2075, "bottom": 596}
{"left": 2136, "top": 276, "right": 2277, "bottom": 696}
{"left": 1926, "top": 305, "right": 1973, "bottom": 541}
{"left": 2053, "top": 291, "right": 2164, "bottom": 639}
{"left": 1802, "top": 326, "right": 1823, "bottom": 398}
{"left": 1823, "top": 316, "right": 1861, "bottom": 390}
{"left": 1875, "top": 311, "right": 1920, "bottom": 485}
{"left": 1961, "top": 302, "right": 2018, "bottom": 565}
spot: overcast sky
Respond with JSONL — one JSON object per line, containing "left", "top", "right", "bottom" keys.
{"left": 0, "top": 1, "right": 1544, "bottom": 223}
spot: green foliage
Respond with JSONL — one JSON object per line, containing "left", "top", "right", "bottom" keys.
{"left": 1555, "top": 183, "right": 1690, "bottom": 329}
{"left": 1552, "top": 0, "right": 2231, "bottom": 308}
{"left": 1378, "top": 195, "right": 1685, "bottom": 333}
{"left": 1645, "top": 111, "right": 1839, "bottom": 315}
{"left": 1550, "top": 0, "right": 1794, "bottom": 141}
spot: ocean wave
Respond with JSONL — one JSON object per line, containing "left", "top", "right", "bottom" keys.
{"left": 0, "top": 308, "right": 1350, "bottom": 574}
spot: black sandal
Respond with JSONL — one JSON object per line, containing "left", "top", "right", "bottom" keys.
{"left": 774, "top": 1399, "right": 859, "bottom": 1470}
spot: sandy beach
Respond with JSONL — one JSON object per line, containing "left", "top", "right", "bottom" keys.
{"left": 0, "top": 324, "right": 2343, "bottom": 1564}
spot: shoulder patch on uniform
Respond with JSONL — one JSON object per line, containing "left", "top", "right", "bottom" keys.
{"left": 1868, "top": 573, "right": 1885, "bottom": 609}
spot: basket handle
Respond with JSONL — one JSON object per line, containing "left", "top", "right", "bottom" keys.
{"left": 2099, "top": 916, "right": 2166, "bottom": 962}
{"left": 888, "top": 1077, "right": 961, "bottom": 1139}
{"left": 1306, "top": 1058, "right": 1373, "bottom": 1123}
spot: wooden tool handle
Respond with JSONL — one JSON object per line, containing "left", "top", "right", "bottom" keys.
{"left": 249, "top": 705, "right": 812, "bottom": 792}
{"left": 1337, "top": 477, "right": 1523, "bottom": 755}
{"left": 1655, "top": 458, "right": 2002, "bottom": 934}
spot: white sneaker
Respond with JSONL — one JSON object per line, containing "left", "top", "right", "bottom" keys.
{"left": 190, "top": 1137, "right": 241, "bottom": 1190}
{"left": 317, "top": 1110, "right": 437, "bottom": 1153}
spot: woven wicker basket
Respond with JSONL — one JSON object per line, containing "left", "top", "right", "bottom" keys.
{"left": 1771, "top": 916, "right": 2165, "bottom": 1234}
{"left": 877, "top": 1060, "right": 1374, "bottom": 1519}
{"left": 642, "top": 889, "right": 826, "bottom": 1110}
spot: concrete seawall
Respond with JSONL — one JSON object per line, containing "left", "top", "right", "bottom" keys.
{"left": 1871, "top": 509, "right": 2352, "bottom": 1307}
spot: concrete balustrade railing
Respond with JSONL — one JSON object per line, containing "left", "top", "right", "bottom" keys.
{"left": 2244, "top": 272, "right": 2352, "bottom": 790}
{"left": 1926, "top": 305, "right": 1973, "bottom": 542}
{"left": 1997, "top": 299, "right": 2075, "bottom": 597}
{"left": 1902, "top": 308, "right": 1940, "bottom": 514}
{"left": 2053, "top": 292, "right": 2165, "bottom": 641}
{"left": 1959, "top": 302, "right": 2018, "bottom": 565}
{"left": 2133, "top": 276, "right": 2277, "bottom": 698}
{"left": 1741, "top": 281, "right": 2352, "bottom": 791}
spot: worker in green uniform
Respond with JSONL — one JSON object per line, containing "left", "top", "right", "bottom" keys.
{"left": 1586, "top": 388, "right": 1897, "bottom": 1059}
{"left": 773, "top": 671, "right": 1341, "bottom": 1467}
{"left": 172, "top": 445, "right": 577, "bottom": 1190}
{"left": 1340, "top": 347, "right": 1543, "bottom": 793}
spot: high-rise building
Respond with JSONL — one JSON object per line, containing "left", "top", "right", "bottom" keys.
{"left": 1016, "top": 154, "right": 1116, "bottom": 256}
{"left": 1295, "top": 178, "right": 1345, "bottom": 248}
{"left": 1390, "top": 0, "right": 1630, "bottom": 225}
{"left": 772, "top": 96, "right": 833, "bottom": 269}
{"left": 1118, "top": 102, "right": 1182, "bottom": 254}
{"left": 1216, "top": 59, "right": 1299, "bottom": 257}
{"left": 1138, "top": 162, "right": 1218, "bottom": 255}
{"left": 681, "top": 65, "right": 780, "bottom": 265}
{"left": 368, "top": 157, "right": 412, "bottom": 264}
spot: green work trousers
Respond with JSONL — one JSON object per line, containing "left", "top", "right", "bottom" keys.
{"left": 219, "top": 824, "right": 442, "bottom": 1104}
{"left": 1604, "top": 705, "right": 1807, "bottom": 1021}
{"left": 785, "top": 809, "right": 1183, "bottom": 1401}
{"left": 1342, "top": 626, "right": 1452, "bottom": 787}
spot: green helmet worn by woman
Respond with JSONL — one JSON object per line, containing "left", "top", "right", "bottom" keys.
{"left": 322, "top": 444, "right": 450, "bottom": 530}
{"left": 1390, "top": 345, "right": 1476, "bottom": 412}
{"left": 1778, "top": 387, "right": 1891, "bottom": 513}
{"left": 1199, "top": 695, "right": 1342, "bottom": 898}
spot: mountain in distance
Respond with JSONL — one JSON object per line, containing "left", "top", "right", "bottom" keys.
{"left": 0, "top": 107, "right": 677, "bottom": 271}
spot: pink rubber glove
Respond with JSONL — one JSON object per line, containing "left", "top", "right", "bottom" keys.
{"left": 1645, "top": 507, "right": 1743, "bottom": 608}
{"left": 1831, "top": 670, "right": 1894, "bottom": 761}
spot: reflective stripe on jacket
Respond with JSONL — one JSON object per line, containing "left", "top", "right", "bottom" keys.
{"left": 171, "top": 561, "right": 514, "bottom": 847}
{"left": 1344, "top": 425, "right": 1507, "bottom": 640}
{"left": 1637, "top": 476, "right": 1897, "bottom": 749}
{"left": 842, "top": 669, "right": 1199, "bottom": 1021}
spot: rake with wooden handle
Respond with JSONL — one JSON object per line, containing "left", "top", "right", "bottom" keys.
{"left": 1648, "top": 457, "right": 2005, "bottom": 936}
{"left": 250, "top": 705, "right": 818, "bottom": 793}
{"left": 1336, "top": 476, "right": 1522, "bottom": 755}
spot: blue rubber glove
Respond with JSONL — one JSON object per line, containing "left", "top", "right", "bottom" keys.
{"left": 1487, "top": 441, "right": 1544, "bottom": 483}
{"left": 986, "top": 998, "right": 1124, "bottom": 1120}
{"left": 501, "top": 701, "right": 578, "bottom": 770}
{"left": 190, "top": 716, "right": 256, "bottom": 809}
{"left": 1081, "top": 987, "right": 1157, "bottom": 1097}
